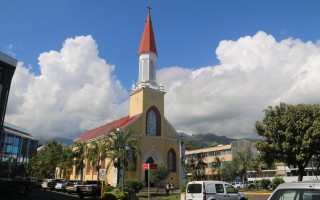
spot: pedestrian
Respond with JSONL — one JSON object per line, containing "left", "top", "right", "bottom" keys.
{"left": 165, "top": 182, "right": 170, "bottom": 196}
{"left": 170, "top": 182, "right": 174, "bottom": 194}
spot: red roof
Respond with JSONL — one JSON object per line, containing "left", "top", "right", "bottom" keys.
{"left": 74, "top": 115, "right": 140, "bottom": 142}
{"left": 138, "top": 10, "right": 157, "bottom": 56}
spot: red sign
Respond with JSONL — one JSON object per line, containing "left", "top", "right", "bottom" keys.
{"left": 142, "top": 164, "right": 149, "bottom": 170}
{"left": 142, "top": 163, "right": 157, "bottom": 170}
{"left": 150, "top": 164, "right": 157, "bottom": 170}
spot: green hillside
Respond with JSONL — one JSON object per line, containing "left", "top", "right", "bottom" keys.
{"left": 184, "top": 133, "right": 234, "bottom": 150}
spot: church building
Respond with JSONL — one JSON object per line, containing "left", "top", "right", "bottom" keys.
{"left": 72, "top": 9, "right": 184, "bottom": 188}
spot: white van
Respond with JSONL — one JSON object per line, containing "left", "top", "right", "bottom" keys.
{"left": 186, "top": 181, "right": 247, "bottom": 200}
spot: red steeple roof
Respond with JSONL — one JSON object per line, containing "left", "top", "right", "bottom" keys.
{"left": 138, "top": 10, "right": 157, "bottom": 56}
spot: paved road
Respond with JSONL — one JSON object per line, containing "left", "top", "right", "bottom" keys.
{"left": 24, "top": 188, "right": 102, "bottom": 200}
{"left": 22, "top": 188, "right": 271, "bottom": 200}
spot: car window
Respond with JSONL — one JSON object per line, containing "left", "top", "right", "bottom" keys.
{"left": 187, "top": 183, "right": 202, "bottom": 193}
{"left": 270, "top": 189, "right": 320, "bottom": 200}
{"left": 225, "top": 184, "right": 237, "bottom": 194}
{"left": 215, "top": 184, "right": 224, "bottom": 193}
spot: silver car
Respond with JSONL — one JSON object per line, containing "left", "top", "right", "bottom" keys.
{"left": 268, "top": 181, "right": 320, "bottom": 200}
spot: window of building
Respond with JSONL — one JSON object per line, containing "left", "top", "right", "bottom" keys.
{"left": 126, "top": 149, "right": 136, "bottom": 171}
{"left": 167, "top": 148, "right": 176, "bottom": 172}
{"left": 146, "top": 106, "right": 161, "bottom": 136}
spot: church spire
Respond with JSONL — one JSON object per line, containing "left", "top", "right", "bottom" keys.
{"left": 138, "top": 7, "right": 157, "bottom": 56}
{"left": 136, "top": 7, "right": 161, "bottom": 90}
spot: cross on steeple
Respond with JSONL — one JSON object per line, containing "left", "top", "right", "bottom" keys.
{"left": 147, "top": 6, "right": 152, "bottom": 12}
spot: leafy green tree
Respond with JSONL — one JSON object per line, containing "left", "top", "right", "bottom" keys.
{"left": 25, "top": 152, "right": 46, "bottom": 177}
{"left": 149, "top": 163, "right": 169, "bottom": 193}
{"left": 42, "top": 140, "right": 64, "bottom": 178}
{"left": 255, "top": 103, "right": 320, "bottom": 181}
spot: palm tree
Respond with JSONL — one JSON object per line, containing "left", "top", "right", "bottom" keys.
{"left": 185, "top": 153, "right": 207, "bottom": 181}
{"left": 232, "top": 147, "right": 254, "bottom": 186}
{"left": 72, "top": 142, "right": 89, "bottom": 181}
{"left": 210, "top": 157, "right": 224, "bottom": 181}
{"left": 57, "top": 145, "right": 73, "bottom": 179}
{"left": 87, "top": 139, "right": 108, "bottom": 181}
{"left": 105, "top": 129, "right": 140, "bottom": 186}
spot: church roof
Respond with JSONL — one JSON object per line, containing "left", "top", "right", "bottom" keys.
{"left": 138, "top": 10, "right": 157, "bottom": 56}
{"left": 74, "top": 114, "right": 140, "bottom": 142}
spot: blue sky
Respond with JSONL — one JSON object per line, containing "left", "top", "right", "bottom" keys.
{"left": 3, "top": 0, "right": 320, "bottom": 90}
{"left": 2, "top": 0, "right": 320, "bottom": 140}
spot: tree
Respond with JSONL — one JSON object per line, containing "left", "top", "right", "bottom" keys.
{"left": 42, "top": 140, "right": 64, "bottom": 178}
{"left": 232, "top": 148, "right": 254, "bottom": 185}
{"left": 210, "top": 157, "right": 224, "bottom": 181}
{"left": 185, "top": 153, "right": 207, "bottom": 181}
{"left": 220, "top": 162, "right": 237, "bottom": 182}
{"left": 57, "top": 145, "right": 73, "bottom": 179}
{"left": 105, "top": 129, "right": 140, "bottom": 186}
{"left": 72, "top": 142, "right": 89, "bottom": 181}
{"left": 255, "top": 102, "right": 320, "bottom": 181}
{"left": 149, "top": 163, "right": 169, "bottom": 193}
{"left": 87, "top": 139, "right": 108, "bottom": 181}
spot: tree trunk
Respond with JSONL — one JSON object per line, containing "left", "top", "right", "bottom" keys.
{"left": 298, "top": 166, "right": 304, "bottom": 181}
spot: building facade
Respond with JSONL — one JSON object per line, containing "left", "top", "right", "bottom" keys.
{"left": 0, "top": 52, "right": 16, "bottom": 134}
{"left": 72, "top": 9, "right": 183, "bottom": 187}
{"left": 184, "top": 139, "right": 255, "bottom": 180}
{"left": 0, "top": 122, "right": 38, "bottom": 178}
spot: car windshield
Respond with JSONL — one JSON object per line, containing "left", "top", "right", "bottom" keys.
{"left": 270, "top": 189, "right": 320, "bottom": 200}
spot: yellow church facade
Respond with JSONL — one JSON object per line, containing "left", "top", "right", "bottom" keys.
{"left": 70, "top": 9, "right": 184, "bottom": 188}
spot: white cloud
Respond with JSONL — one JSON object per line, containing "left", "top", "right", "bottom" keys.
{"left": 160, "top": 31, "right": 320, "bottom": 139}
{"left": 6, "top": 35, "right": 128, "bottom": 140}
{"left": 6, "top": 32, "right": 320, "bottom": 141}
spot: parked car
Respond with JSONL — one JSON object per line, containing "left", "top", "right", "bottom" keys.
{"left": 41, "top": 179, "right": 59, "bottom": 190}
{"left": 55, "top": 180, "right": 68, "bottom": 192}
{"left": 186, "top": 180, "right": 247, "bottom": 200}
{"left": 66, "top": 180, "right": 83, "bottom": 194}
{"left": 77, "top": 180, "right": 103, "bottom": 199}
{"left": 233, "top": 182, "right": 244, "bottom": 189}
{"left": 35, "top": 179, "right": 43, "bottom": 188}
{"left": 268, "top": 181, "right": 320, "bottom": 200}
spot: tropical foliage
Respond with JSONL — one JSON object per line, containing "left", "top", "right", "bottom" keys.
{"left": 149, "top": 163, "right": 170, "bottom": 192}
{"left": 255, "top": 102, "right": 320, "bottom": 181}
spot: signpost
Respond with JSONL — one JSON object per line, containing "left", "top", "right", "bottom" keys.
{"left": 142, "top": 163, "right": 157, "bottom": 200}
{"left": 99, "top": 169, "right": 107, "bottom": 198}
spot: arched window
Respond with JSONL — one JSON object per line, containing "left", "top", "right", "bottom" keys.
{"left": 167, "top": 148, "right": 176, "bottom": 172}
{"left": 146, "top": 106, "right": 161, "bottom": 136}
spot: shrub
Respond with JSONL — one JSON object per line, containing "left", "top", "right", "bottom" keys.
{"left": 103, "top": 192, "right": 117, "bottom": 200}
{"left": 122, "top": 179, "right": 143, "bottom": 194}
{"left": 260, "top": 179, "right": 271, "bottom": 189}
{"left": 104, "top": 185, "right": 115, "bottom": 192}
{"left": 180, "top": 183, "right": 187, "bottom": 193}
{"left": 270, "top": 177, "right": 285, "bottom": 189}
